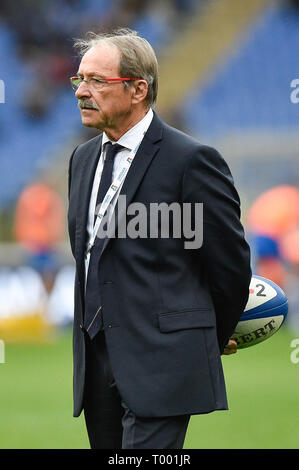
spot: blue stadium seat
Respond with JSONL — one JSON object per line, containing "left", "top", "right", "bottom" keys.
{"left": 181, "top": 4, "right": 299, "bottom": 139}
{"left": 0, "top": 21, "right": 83, "bottom": 208}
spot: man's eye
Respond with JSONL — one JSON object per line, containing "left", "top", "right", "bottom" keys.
{"left": 91, "top": 78, "right": 103, "bottom": 84}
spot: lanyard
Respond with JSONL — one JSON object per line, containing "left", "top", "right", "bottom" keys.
{"left": 86, "top": 135, "right": 144, "bottom": 259}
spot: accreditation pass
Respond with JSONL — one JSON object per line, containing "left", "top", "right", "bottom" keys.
{"left": 107, "top": 453, "right": 191, "bottom": 467}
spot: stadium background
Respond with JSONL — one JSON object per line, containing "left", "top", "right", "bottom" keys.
{"left": 1, "top": 0, "right": 299, "bottom": 449}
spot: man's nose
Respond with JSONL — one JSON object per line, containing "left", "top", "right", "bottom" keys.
{"left": 75, "top": 81, "right": 91, "bottom": 99}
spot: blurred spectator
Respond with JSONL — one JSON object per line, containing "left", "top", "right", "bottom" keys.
{"left": 280, "top": 227, "right": 299, "bottom": 265}
{"left": 246, "top": 185, "right": 299, "bottom": 239}
{"left": 251, "top": 234, "right": 286, "bottom": 288}
{"left": 14, "top": 182, "right": 65, "bottom": 298}
{"left": 27, "top": 250, "right": 61, "bottom": 294}
{"left": 14, "top": 183, "right": 65, "bottom": 253}
{"left": 247, "top": 186, "right": 299, "bottom": 334}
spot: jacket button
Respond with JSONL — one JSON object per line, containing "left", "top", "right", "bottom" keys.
{"left": 79, "top": 323, "right": 84, "bottom": 330}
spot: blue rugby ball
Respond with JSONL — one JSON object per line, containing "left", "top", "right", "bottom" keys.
{"left": 231, "top": 275, "right": 288, "bottom": 349}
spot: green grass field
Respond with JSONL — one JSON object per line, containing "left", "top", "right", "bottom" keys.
{"left": 0, "top": 325, "right": 298, "bottom": 449}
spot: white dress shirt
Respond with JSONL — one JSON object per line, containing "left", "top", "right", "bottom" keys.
{"left": 86, "top": 108, "right": 154, "bottom": 254}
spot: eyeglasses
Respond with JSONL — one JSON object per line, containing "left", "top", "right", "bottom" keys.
{"left": 70, "top": 76, "right": 142, "bottom": 92}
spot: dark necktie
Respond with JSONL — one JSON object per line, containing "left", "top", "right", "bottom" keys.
{"left": 84, "top": 142, "right": 123, "bottom": 339}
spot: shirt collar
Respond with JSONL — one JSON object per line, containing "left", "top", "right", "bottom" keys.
{"left": 102, "top": 108, "right": 154, "bottom": 151}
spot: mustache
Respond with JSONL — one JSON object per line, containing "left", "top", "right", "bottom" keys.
{"left": 78, "top": 99, "right": 100, "bottom": 110}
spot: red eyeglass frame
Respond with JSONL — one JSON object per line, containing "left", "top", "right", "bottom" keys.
{"left": 70, "top": 76, "right": 143, "bottom": 90}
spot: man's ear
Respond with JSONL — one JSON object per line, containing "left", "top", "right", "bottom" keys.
{"left": 131, "top": 79, "right": 148, "bottom": 105}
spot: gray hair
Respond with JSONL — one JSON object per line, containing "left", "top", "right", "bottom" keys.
{"left": 74, "top": 28, "right": 158, "bottom": 107}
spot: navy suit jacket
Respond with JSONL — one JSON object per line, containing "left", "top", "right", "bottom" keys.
{"left": 68, "top": 112, "right": 251, "bottom": 418}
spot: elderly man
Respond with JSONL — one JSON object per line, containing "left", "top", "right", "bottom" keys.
{"left": 67, "top": 28, "right": 251, "bottom": 449}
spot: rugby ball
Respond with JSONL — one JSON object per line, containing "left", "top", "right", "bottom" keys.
{"left": 231, "top": 275, "right": 288, "bottom": 349}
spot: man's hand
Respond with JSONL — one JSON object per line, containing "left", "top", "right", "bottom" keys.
{"left": 223, "top": 339, "right": 238, "bottom": 355}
